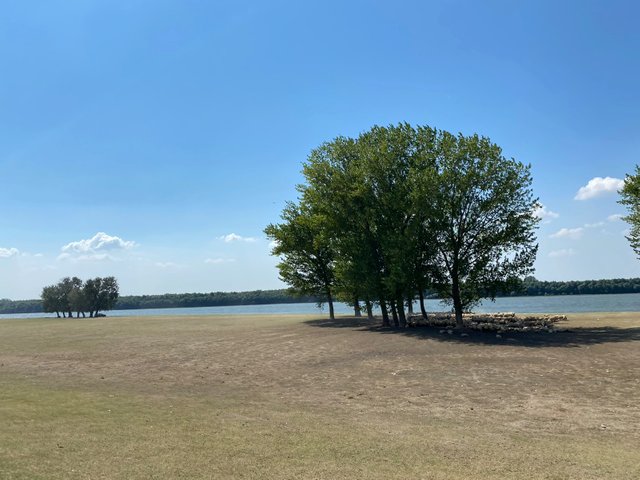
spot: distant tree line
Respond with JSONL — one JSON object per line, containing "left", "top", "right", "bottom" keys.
{"left": 515, "top": 276, "right": 640, "bottom": 296}
{"left": 0, "top": 288, "right": 318, "bottom": 314}
{"left": 0, "top": 298, "right": 42, "bottom": 314}
{"left": 40, "top": 276, "right": 119, "bottom": 318}
{"left": 114, "top": 289, "right": 319, "bottom": 310}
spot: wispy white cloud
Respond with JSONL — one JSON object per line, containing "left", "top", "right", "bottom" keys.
{"left": 218, "top": 233, "right": 256, "bottom": 243}
{"left": 62, "top": 232, "right": 136, "bottom": 253}
{"left": 548, "top": 248, "right": 577, "bottom": 258}
{"left": 550, "top": 227, "right": 584, "bottom": 240}
{"left": 79, "top": 254, "right": 114, "bottom": 261}
{"left": 16, "top": 251, "right": 45, "bottom": 259}
{"left": 532, "top": 204, "right": 559, "bottom": 222}
{"left": 608, "top": 213, "right": 624, "bottom": 222}
{"left": 584, "top": 222, "right": 605, "bottom": 228}
{"left": 268, "top": 240, "right": 279, "bottom": 250}
{"left": 0, "top": 247, "right": 20, "bottom": 258}
{"left": 574, "top": 177, "right": 625, "bottom": 200}
{"left": 57, "top": 252, "right": 116, "bottom": 262}
{"left": 155, "top": 261, "right": 179, "bottom": 268}
{"left": 205, "top": 257, "right": 236, "bottom": 264}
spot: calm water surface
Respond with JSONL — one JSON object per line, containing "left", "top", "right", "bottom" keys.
{"left": 1, "top": 293, "right": 638, "bottom": 320}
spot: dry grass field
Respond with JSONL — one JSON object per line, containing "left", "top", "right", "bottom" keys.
{"left": 1, "top": 312, "right": 639, "bottom": 479}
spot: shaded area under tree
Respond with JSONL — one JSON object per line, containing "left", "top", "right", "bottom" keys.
{"left": 304, "top": 316, "right": 640, "bottom": 349}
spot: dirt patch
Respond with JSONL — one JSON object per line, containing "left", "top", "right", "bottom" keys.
{"left": 1, "top": 312, "right": 639, "bottom": 479}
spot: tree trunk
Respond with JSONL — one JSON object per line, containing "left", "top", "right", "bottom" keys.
{"left": 380, "top": 299, "right": 390, "bottom": 327}
{"left": 419, "top": 289, "right": 428, "bottom": 318}
{"left": 62, "top": 312, "right": 66, "bottom": 318}
{"left": 81, "top": 312, "right": 86, "bottom": 318}
{"left": 68, "top": 310, "right": 72, "bottom": 318}
{"left": 390, "top": 302, "right": 399, "bottom": 328}
{"left": 452, "top": 276, "right": 464, "bottom": 329}
{"left": 396, "top": 298, "right": 407, "bottom": 328}
{"left": 56, "top": 311, "right": 60, "bottom": 318}
{"left": 353, "top": 298, "right": 362, "bottom": 317}
{"left": 365, "top": 300, "right": 374, "bottom": 320}
{"left": 327, "top": 291, "right": 335, "bottom": 320}
{"left": 407, "top": 297, "right": 414, "bottom": 315}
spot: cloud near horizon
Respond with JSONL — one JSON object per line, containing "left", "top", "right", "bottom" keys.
{"left": 218, "top": 233, "right": 257, "bottom": 243}
{"left": 0, "top": 247, "right": 20, "bottom": 258}
{"left": 205, "top": 257, "right": 236, "bottom": 264}
{"left": 155, "top": 261, "right": 179, "bottom": 268}
{"left": 550, "top": 227, "right": 584, "bottom": 240}
{"left": 64, "top": 253, "right": 116, "bottom": 262}
{"left": 548, "top": 248, "right": 577, "bottom": 258}
{"left": 268, "top": 240, "right": 279, "bottom": 250}
{"left": 574, "top": 177, "right": 625, "bottom": 200}
{"left": 533, "top": 204, "right": 559, "bottom": 222}
{"left": 584, "top": 222, "right": 605, "bottom": 228}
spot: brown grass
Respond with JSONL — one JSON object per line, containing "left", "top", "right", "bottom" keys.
{"left": 1, "top": 312, "right": 639, "bottom": 479}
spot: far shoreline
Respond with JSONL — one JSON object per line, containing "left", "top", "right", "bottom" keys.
{"left": 3, "top": 278, "right": 640, "bottom": 315}
{"left": 1, "top": 292, "right": 638, "bottom": 319}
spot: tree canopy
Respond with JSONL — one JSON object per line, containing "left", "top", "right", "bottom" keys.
{"left": 266, "top": 123, "right": 540, "bottom": 327}
{"left": 619, "top": 166, "right": 640, "bottom": 257}
{"left": 265, "top": 201, "right": 337, "bottom": 318}
{"left": 423, "top": 131, "right": 539, "bottom": 327}
{"left": 41, "top": 276, "right": 119, "bottom": 318}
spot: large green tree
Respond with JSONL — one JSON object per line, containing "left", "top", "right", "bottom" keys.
{"left": 619, "top": 166, "right": 640, "bottom": 257}
{"left": 267, "top": 123, "right": 539, "bottom": 328}
{"left": 423, "top": 131, "right": 539, "bottom": 328}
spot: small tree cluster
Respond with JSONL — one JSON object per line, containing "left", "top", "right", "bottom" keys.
{"left": 266, "top": 124, "right": 539, "bottom": 328}
{"left": 41, "top": 276, "right": 119, "bottom": 318}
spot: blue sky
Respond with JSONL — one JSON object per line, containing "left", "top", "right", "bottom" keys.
{"left": 1, "top": 0, "right": 638, "bottom": 299}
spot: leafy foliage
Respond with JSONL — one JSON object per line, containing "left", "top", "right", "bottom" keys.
{"left": 39, "top": 277, "right": 119, "bottom": 318}
{"left": 266, "top": 123, "right": 540, "bottom": 327}
{"left": 265, "top": 201, "right": 337, "bottom": 318}
{"left": 423, "top": 131, "right": 539, "bottom": 326}
{"left": 619, "top": 166, "right": 640, "bottom": 257}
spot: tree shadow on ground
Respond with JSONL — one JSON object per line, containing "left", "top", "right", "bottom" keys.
{"left": 303, "top": 317, "right": 640, "bottom": 348}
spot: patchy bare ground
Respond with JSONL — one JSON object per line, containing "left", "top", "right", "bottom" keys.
{"left": 1, "top": 312, "right": 639, "bottom": 479}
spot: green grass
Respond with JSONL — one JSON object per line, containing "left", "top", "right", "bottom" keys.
{"left": 1, "top": 313, "right": 639, "bottom": 479}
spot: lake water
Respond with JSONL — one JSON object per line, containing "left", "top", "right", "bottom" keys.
{"left": 1, "top": 293, "right": 638, "bottom": 320}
